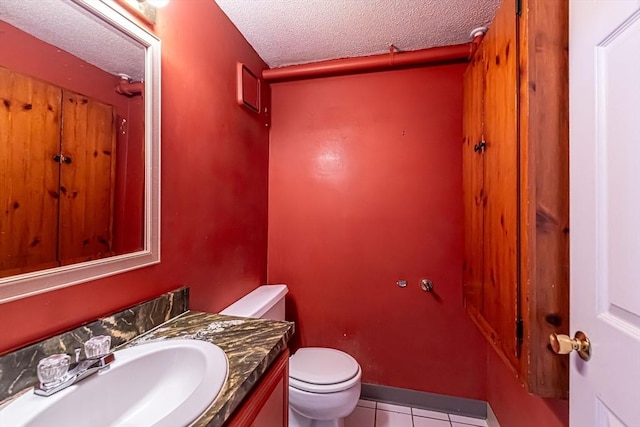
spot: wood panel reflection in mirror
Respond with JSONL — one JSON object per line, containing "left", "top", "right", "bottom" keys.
{"left": 0, "top": 0, "right": 160, "bottom": 302}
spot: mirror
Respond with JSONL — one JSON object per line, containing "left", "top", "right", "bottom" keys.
{"left": 0, "top": 0, "right": 160, "bottom": 302}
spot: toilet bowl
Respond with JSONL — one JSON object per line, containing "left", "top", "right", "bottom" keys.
{"left": 288, "top": 347, "right": 362, "bottom": 427}
{"left": 220, "top": 285, "right": 362, "bottom": 426}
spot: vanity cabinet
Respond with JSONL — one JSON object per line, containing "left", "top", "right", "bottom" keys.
{"left": 227, "top": 349, "right": 289, "bottom": 426}
{"left": 462, "top": 0, "right": 569, "bottom": 398}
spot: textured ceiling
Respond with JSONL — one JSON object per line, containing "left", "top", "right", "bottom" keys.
{"left": 214, "top": 0, "right": 501, "bottom": 68}
{"left": 0, "top": 0, "right": 145, "bottom": 80}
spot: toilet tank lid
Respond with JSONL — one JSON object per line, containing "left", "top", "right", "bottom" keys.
{"left": 290, "top": 347, "right": 360, "bottom": 385}
{"left": 219, "top": 284, "right": 288, "bottom": 318}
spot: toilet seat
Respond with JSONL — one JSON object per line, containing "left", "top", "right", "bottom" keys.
{"left": 289, "top": 347, "right": 362, "bottom": 393}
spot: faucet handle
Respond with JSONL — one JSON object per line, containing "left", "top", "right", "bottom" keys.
{"left": 84, "top": 335, "right": 111, "bottom": 358}
{"left": 37, "top": 354, "right": 70, "bottom": 387}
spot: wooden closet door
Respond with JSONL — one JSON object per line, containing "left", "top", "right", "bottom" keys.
{"left": 462, "top": 45, "right": 486, "bottom": 312}
{"left": 481, "top": 0, "right": 520, "bottom": 369}
{"left": 58, "top": 90, "right": 116, "bottom": 265}
{"left": 0, "top": 67, "right": 61, "bottom": 277}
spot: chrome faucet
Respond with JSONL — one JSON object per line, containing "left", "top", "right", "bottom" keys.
{"left": 34, "top": 335, "right": 115, "bottom": 397}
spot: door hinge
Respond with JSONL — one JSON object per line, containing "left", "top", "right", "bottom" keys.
{"left": 516, "top": 318, "right": 524, "bottom": 342}
{"left": 515, "top": 318, "right": 524, "bottom": 357}
{"left": 516, "top": 0, "right": 522, "bottom": 16}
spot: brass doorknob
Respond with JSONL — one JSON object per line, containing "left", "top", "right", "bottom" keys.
{"left": 549, "top": 331, "right": 591, "bottom": 361}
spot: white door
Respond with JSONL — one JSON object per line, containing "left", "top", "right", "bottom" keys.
{"left": 570, "top": 1, "right": 640, "bottom": 426}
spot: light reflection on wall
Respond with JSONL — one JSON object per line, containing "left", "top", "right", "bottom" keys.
{"left": 314, "top": 141, "right": 347, "bottom": 183}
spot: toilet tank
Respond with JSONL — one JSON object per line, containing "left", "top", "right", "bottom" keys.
{"left": 219, "top": 284, "right": 288, "bottom": 320}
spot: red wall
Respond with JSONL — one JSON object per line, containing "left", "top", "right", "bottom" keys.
{"left": 0, "top": 1, "right": 270, "bottom": 354}
{"left": 267, "top": 65, "right": 487, "bottom": 400}
{"left": 487, "top": 349, "right": 569, "bottom": 426}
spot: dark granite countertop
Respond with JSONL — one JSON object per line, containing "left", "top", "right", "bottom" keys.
{"left": 0, "top": 309, "right": 294, "bottom": 427}
{"left": 121, "top": 311, "right": 294, "bottom": 427}
{"left": 0, "top": 286, "right": 293, "bottom": 426}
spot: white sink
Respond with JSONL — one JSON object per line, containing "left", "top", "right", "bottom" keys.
{"left": 0, "top": 339, "right": 228, "bottom": 427}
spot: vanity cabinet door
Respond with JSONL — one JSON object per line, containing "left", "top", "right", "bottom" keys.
{"left": 251, "top": 376, "right": 285, "bottom": 427}
{"left": 226, "top": 348, "right": 289, "bottom": 427}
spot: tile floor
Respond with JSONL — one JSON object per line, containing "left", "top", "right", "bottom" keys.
{"left": 344, "top": 399, "right": 489, "bottom": 427}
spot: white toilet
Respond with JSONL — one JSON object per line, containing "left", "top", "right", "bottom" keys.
{"left": 220, "top": 284, "right": 362, "bottom": 427}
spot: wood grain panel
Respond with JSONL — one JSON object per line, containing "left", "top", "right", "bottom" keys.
{"left": 0, "top": 67, "right": 61, "bottom": 277}
{"left": 480, "top": 0, "right": 519, "bottom": 370}
{"left": 462, "top": 46, "right": 486, "bottom": 313}
{"left": 58, "top": 90, "right": 116, "bottom": 265}
{"left": 518, "top": 0, "right": 569, "bottom": 399}
{"left": 461, "top": 0, "right": 569, "bottom": 399}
